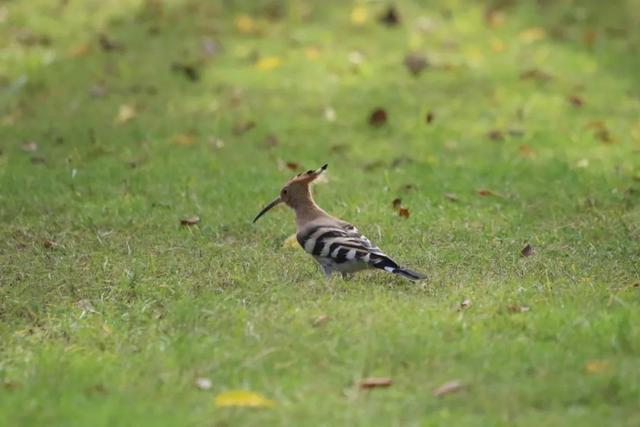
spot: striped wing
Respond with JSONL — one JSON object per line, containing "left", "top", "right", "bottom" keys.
{"left": 296, "top": 223, "right": 392, "bottom": 267}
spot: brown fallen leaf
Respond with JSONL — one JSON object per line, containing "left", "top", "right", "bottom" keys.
{"left": 398, "top": 207, "right": 410, "bottom": 218}
{"left": 392, "top": 198, "right": 402, "bottom": 210}
{"left": 171, "top": 62, "right": 200, "bottom": 81}
{"left": 98, "top": 33, "right": 124, "bottom": 51}
{"left": 432, "top": 380, "right": 464, "bottom": 397}
{"left": 379, "top": 5, "right": 400, "bottom": 26}
{"left": 487, "top": 129, "right": 504, "bottom": 141}
{"left": 519, "top": 144, "right": 535, "bottom": 158}
{"left": 444, "top": 192, "right": 459, "bottom": 202}
{"left": 404, "top": 53, "right": 428, "bottom": 76}
{"left": 233, "top": 120, "right": 256, "bottom": 135}
{"left": 519, "top": 69, "right": 552, "bottom": 81}
{"left": 359, "top": 377, "right": 393, "bottom": 389}
{"left": 485, "top": 9, "right": 505, "bottom": 28}
{"left": 425, "top": 111, "right": 435, "bottom": 124}
{"left": 369, "top": 108, "right": 387, "bottom": 126}
{"left": 568, "top": 94, "right": 584, "bottom": 107}
{"left": 583, "top": 29, "right": 597, "bottom": 48}
{"left": 30, "top": 156, "right": 46, "bottom": 164}
{"left": 521, "top": 243, "right": 535, "bottom": 257}
{"left": 476, "top": 189, "right": 495, "bottom": 196}
{"left": 67, "top": 42, "right": 91, "bottom": 58}
{"left": 173, "top": 134, "right": 196, "bottom": 146}
{"left": 311, "top": 314, "right": 329, "bottom": 327}
{"left": 180, "top": 216, "right": 200, "bottom": 226}
{"left": 507, "top": 304, "right": 530, "bottom": 313}
{"left": 43, "top": 239, "right": 58, "bottom": 249}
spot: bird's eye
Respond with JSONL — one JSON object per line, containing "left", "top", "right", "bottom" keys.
{"left": 282, "top": 189, "right": 288, "bottom": 195}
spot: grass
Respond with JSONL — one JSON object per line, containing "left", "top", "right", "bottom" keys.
{"left": 1, "top": 0, "right": 639, "bottom": 425}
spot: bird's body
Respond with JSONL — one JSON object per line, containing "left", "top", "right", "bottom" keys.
{"left": 253, "top": 164, "right": 426, "bottom": 281}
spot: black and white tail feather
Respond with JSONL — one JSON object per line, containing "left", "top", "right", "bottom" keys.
{"left": 296, "top": 222, "right": 426, "bottom": 281}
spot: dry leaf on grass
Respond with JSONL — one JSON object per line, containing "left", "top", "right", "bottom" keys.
{"left": 398, "top": 207, "right": 410, "bottom": 219}
{"left": 171, "top": 62, "right": 199, "bottom": 81}
{"left": 585, "top": 360, "right": 610, "bottom": 374}
{"left": 379, "top": 5, "right": 400, "bottom": 26}
{"left": 425, "top": 111, "right": 435, "bottom": 124}
{"left": 180, "top": 216, "right": 200, "bottom": 226}
{"left": 432, "top": 380, "right": 464, "bottom": 397}
{"left": 114, "top": 104, "right": 136, "bottom": 124}
{"left": 43, "top": 239, "right": 58, "bottom": 249}
{"left": 444, "top": 192, "right": 459, "bottom": 202}
{"left": 487, "top": 129, "right": 504, "bottom": 141}
{"left": 404, "top": 53, "right": 428, "bottom": 75}
{"left": 256, "top": 56, "right": 281, "bottom": 70}
{"left": 195, "top": 377, "right": 212, "bottom": 390}
{"left": 173, "top": 134, "right": 196, "bottom": 146}
{"left": 311, "top": 314, "right": 329, "bottom": 327}
{"left": 519, "top": 69, "right": 552, "bottom": 81}
{"left": 568, "top": 94, "right": 584, "bottom": 107}
{"left": 350, "top": 6, "right": 368, "bottom": 25}
{"left": 21, "top": 141, "right": 38, "bottom": 152}
{"left": 214, "top": 390, "right": 275, "bottom": 408}
{"left": 521, "top": 243, "right": 535, "bottom": 257}
{"left": 459, "top": 299, "right": 472, "bottom": 310}
{"left": 369, "top": 108, "right": 387, "bottom": 126}
{"left": 519, "top": 27, "right": 546, "bottom": 43}
{"left": 359, "top": 377, "right": 392, "bottom": 389}
{"left": 476, "top": 189, "right": 496, "bottom": 196}
{"left": 519, "top": 144, "right": 535, "bottom": 158}
{"left": 507, "top": 305, "right": 530, "bottom": 313}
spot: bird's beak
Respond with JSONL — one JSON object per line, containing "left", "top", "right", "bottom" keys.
{"left": 253, "top": 196, "right": 282, "bottom": 223}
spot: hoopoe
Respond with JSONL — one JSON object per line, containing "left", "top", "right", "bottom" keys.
{"left": 253, "top": 164, "right": 426, "bottom": 281}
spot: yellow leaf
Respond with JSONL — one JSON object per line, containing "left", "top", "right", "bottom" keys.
{"left": 114, "top": 104, "right": 136, "bottom": 124}
{"left": 350, "top": 6, "right": 368, "bottom": 25}
{"left": 214, "top": 390, "right": 275, "bottom": 408}
{"left": 490, "top": 38, "right": 505, "bottom": 52}
{"left": 256, "top": 56, "right": 281, "bottom": 70}
{"left": 173, "top": 134, "right": 196, "bottom": 146}
{"left": 282, "top": 233, "right": 298, "bottom": 249}
{"left": 235, "top": 14, "right": 255, "bottom": 34}
{"left": 304, "top": 46, "right": 321, "bottom": 61}
{"left": 67, "top": 43, "right": 91, "bottom": 58}
{"left": 585, "top": 360, "right": 610, "bottom": 374}
{"left": 519, "top": 27, "right": 546, "bottom": 43}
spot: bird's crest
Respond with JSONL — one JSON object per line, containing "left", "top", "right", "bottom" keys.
{"left": 287, "top": 163, "right": 328, "bottom": 185}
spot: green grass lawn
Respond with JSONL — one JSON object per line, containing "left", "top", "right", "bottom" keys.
{"left": 1, "top": 0, "right": 639, "bottom": 425}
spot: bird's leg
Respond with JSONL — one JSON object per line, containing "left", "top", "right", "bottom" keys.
{"left": 321, "top": 265, "right": 333, "bottom": 280}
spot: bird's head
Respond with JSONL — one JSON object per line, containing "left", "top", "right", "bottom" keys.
{"left": 253, "top": 163, "right": 327, "bottom": 223}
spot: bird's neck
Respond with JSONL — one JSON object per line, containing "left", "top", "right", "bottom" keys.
{"left": 294, "top": 194, "right": 329, "bottom": 229}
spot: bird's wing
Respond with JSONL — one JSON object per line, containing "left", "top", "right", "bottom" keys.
{"left": 296, "top": 222, "right": 397, "bottom": 267}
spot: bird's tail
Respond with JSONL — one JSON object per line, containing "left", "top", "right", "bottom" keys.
{"left": 372, "top": 256, "right": 426, "bottom": 281}
{"left": 392, "top": 267, "right": 427, "bottom": 281}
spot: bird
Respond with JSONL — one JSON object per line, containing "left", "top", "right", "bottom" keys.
{"left": 253, "top": 164, "right": 426, "bottom": 281}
